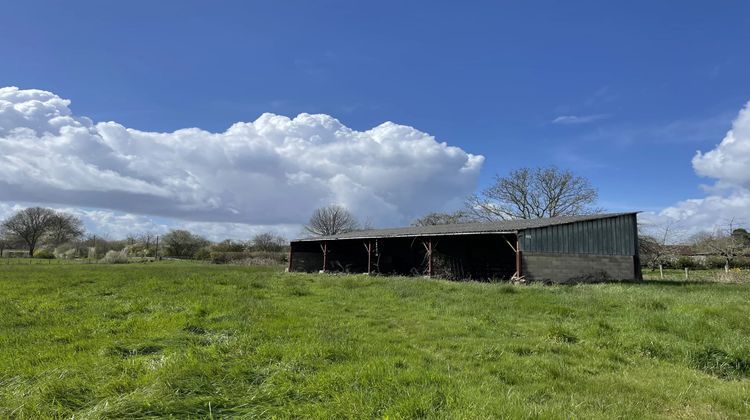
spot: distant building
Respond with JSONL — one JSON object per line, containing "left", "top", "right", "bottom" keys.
{"left": 289, "top": 212, "right": 641, "bottom": 283}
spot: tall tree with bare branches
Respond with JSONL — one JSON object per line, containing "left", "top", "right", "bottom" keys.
{"left": 304, "top": 205, "right": 360, "bottom": 236}
{"left": 467, "top": 166, "right": 600, "bottom": 221}
{"left": 45, "top": 212, "right": 84, "bottom": 246}
{"left": 252, "top": 232, "right": 286, "bottom": 252}
{"left": 1, "top": 207, "right": 83, "bottom": 256}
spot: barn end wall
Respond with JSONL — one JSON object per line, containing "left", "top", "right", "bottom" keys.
{"left": 522, "top": 253, "right": 636, "bottom": 283}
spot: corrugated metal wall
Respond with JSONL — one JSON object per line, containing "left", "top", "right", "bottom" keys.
{"left": 518, "top": 214, "right": 637, "bottom": 255}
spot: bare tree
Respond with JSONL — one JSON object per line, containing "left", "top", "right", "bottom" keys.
{"left": 1, "top": 207, "right": 64, "bottom": 256}
{"left": 412, "top": 210, "right": 475, "bottom": 226}
{"left": 639, "top": 221, "right": 684, "bottom": 277}
{"left": 251, "top": 232, "right": 286, "bottom": 252}
{"left": 695, "top": 219, "right": 747, "bottom": 272}
{"left": 45, "top": 212, "right": 84, "bottom": 246}
{"left": 304, "top": 205, "right": 360, "bottom": 236}
{"left": 467, "top": 166, "right": 600, "bottom": 221}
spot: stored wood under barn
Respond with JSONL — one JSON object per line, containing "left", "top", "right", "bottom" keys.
{"left": 289, "top": 213, "right": 641, "bottom": 283}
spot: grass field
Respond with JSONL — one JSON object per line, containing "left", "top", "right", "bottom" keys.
{"left": 1, "top": 263, "right": 749, "bottom": 418}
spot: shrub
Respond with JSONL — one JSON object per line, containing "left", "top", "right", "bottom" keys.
{"left": 674, "top": 256, "right": 698, "bottom": 269}
{"left": 209, "top": 251, "right": 287, "bottom": 265}
{"left": 194, "top": 246, "right": 212, "bottom": 261}
{"left": 212, "top": 240, "right": 246, "bottom": 253}
{"left": 33, "top": 248, "right": 55, "bottom": 259}
{"left": 706, "top": 256, "right": 727, "bottom": 269}
{"left": 734, "top": 256, "right": 750, "bottom": 269}
{"left": 209, "top": 251, "right": 247, "bottom": 264}
{"left": 101, "top": 250, "right": 129, "bottom": 264}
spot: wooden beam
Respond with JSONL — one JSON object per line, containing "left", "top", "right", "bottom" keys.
{"left": 515, "top": 238, "right": 522, "bottom": 278}
{"left": 428, "top": 238, "right": 433, "bottom": 277}
{"left": 320, "top": 241, "right": 328, "bottom": 272}
{"left": 367, "top": 241, "right": 372, "bottom": 274}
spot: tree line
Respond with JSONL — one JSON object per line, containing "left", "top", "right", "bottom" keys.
{"left": 0, "top": 207, "right": 288, "bottom": 261}
{"left": 639, "top": 220, "right": 750, "bottom": 273}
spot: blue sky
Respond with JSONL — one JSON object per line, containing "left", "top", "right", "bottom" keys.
{"left": 1, "top": 1, "right": 749, "bottom": 238}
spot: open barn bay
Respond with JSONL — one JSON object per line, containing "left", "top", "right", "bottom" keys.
{"left": 1, "top": 263, "right": 749, "bottom": 418}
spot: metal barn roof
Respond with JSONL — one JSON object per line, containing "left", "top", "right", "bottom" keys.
{"left": 293, "top": 212, "right": 637, "bottom": 242}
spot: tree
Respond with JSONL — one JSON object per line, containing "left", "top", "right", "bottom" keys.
{"left": 212, "top": 239, "right": 246, "bottom": 252}
{"left": 412, "top": 210, "right": 475, "bottom": 227}
{"left": 1, "top": 207, "right": 84, "bottom": 256}
{"left": 638, "top": 221, "right": 684, "bottom": 276}
{"left": 304, "top": 205, "right": 360, "bottom": 236}
{"left": 251, "top": 232, "right": 286, "bottom": 252}
{"left": 695, "top": 220, "right": 747, "bottom": 272}
{"left": 45, "top": 212, "right": 84, "bottom": 246}
{"left": 467, "top": 166, "right": 600, "bottom": 221}
{"left": 162, "top": 229, "right": 209, "bottom": 258}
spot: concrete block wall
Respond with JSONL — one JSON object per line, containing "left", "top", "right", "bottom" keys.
{"left": 522, "top": 253, "right": 636, "bottom": 283}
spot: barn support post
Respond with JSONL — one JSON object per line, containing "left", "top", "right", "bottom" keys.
{"left": 428, "top": 238, "right": 433, "bottom": 277}
{"left": 515, "top": 238, "right": 522, "bottom": 279}
{"left": 320, "top": 241, "right": 328, "bottom": 272}
{"left": 367, "top": 241, "right": 372, "bottom": 274}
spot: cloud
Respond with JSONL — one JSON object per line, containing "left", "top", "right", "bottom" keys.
{"left": 551, "top": 114, "right": 610, "bottom": 125}
{"left": 649, "top": 101, "right": 750, "bottom": 232}
{"left": 0, "top": 87, "right": 484, "bottom": 230}
{"left": 692, "top": 102, "right": 750, "bottom": 189}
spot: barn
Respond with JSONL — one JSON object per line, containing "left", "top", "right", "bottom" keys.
{"left": 289, "top": 212, "right": 642, "bottom": 283}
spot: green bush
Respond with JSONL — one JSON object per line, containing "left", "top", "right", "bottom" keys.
{"left": 33, "top": 249, "right": 55, "bottom": 259}
{"left": 211, "top": 240, "right": 246, "bottom": 253}
{"left": 194, "top": 246, "right": 212, "bottom": 261}
{"left": 209, "top": 251, "right": 248, "bottom": 264}
{"left": 209, "top": 251, "right": 287, "bottom": 265}
{"left": 734, "top": 256, "right": 750, "bottom": 269}
{"left": 706, "top": 256, "right": 727, "bottom": 269}
{"left": 674, "top": 256, "right": 698, "bottom": 269}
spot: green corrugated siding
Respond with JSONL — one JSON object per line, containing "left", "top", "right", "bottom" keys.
{"left": 519, "top": 214, "right": 637, "bottom": 255}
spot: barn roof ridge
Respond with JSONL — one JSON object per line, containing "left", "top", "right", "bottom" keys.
{"left": 293, "top": 212, "right": 638, "bottom": 242}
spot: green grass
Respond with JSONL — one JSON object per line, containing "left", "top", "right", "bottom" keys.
{"left": 1, "top": 264, "right": 749, "bottom": 418}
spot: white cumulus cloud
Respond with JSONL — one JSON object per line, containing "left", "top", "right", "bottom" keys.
{"left": 0, "top": 87, "right": 484, "bottom": 232}
{"left": 692, "top": 102, "right": 750, "bottom": 189}
{"left": 647, "top": 101, "right": 750, "bottom": 232}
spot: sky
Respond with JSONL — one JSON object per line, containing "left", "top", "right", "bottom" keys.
{"left": 1, "top": 1, "right": 749, "bottom": 240}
